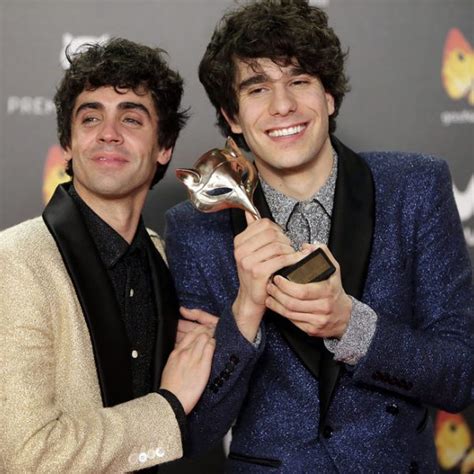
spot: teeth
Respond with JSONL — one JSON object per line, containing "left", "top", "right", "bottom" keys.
{"left": 268, "top": 124, "right": 305, "bottom": 138}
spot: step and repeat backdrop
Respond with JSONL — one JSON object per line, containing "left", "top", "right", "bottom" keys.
{"left": 0, "top": 0, "right": 472, "bottom": 472}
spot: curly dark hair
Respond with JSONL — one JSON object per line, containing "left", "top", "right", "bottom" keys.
{"left": 199, "top": 0, "right": 349, "bottom": 149}
{"left": 54, "top": 37, "right": 188, "bottom": 186}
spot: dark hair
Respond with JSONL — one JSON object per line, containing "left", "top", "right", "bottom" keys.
{"left": 54, "top": 37, "right": 188, "bottom": 186}
{"left": 199, "top": 0, "right": 349, "bottom": 149}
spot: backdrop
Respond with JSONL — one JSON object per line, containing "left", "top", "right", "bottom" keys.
{"left": 0, "top": 0, "right": 472, "bottom": 472}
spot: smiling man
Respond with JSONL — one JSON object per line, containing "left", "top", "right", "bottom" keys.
{"left": 0, "top": 38, "right": 215, "bottom": 473}
{"left": 165, "top": 1, "right": 473, "bottom": 472}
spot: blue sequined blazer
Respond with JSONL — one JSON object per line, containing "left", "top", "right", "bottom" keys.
{"left": 165, "top": 137, "right": 473, "bottom": 473}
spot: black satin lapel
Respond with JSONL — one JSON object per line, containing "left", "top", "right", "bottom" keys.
{"left": 230, "top": 182, "right": 272, "bottom": 237}
{"left": 42, "top": 184, "right": 132, "bottom": 407}
{"left": 230, "top": 182, "right": 323, "bottom": 380}
{"left": 318, "top": 136, "right": 375, "bottom": 421}
{"left": 329, "top": 136, "right": 375, "bottom": 299}
{"left": 146, "top": 241, "right": 179, "bottom": 390}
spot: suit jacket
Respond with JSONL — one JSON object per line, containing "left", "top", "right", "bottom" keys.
{"left": 0, "top": 184, "right": 181, "bottom": 473}
{"left": 165, "top": 138, "right": 473, "bottom": 473}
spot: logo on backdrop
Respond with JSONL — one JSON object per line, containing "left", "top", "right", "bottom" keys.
{"left": 42, "top": 145, "right": 71, "bottom": 205}
{"left": 6, "top": 33, "right": 110, "bottom": 117}
{"left": 453, "top": 175, "right": 474, "bottom": 247}
{"left": 435, "top": 410, "right": 474, "bottom": 473}
{"left": 440, "top": 28, "right": 474, "bottom": 126}
{"left": 60, "top": 33, "right": 110, "bottom": 69}
{"left": 309, "top": 0, "right": 330, "bottom": 6}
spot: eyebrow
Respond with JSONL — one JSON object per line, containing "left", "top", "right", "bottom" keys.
{"left": 237, "top": 65, "right": 308, "bottom": 92}
{"left": 74, "top": 101, "right": 152, "bottom": 118}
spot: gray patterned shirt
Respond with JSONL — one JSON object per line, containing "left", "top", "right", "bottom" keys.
{"left": 260, "top": 152, "right": 377, "bottom": 365}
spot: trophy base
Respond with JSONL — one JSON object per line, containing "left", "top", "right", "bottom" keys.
{"left": 275, "top": 247, "right": 336, "bottom": 284}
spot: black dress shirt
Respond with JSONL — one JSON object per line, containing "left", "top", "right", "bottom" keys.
{"left": 69, "top": 186, "right": 157, "bottom": 397}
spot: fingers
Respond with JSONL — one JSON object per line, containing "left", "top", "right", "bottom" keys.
{"left": 179, "top": 307, "right": 218, "bottom": 328}
{"left": 176, "top": 319, "right": 200, "bottom": 345}
{"left": 176, "top": 323, "right": 214, "bottom": 350}
{"left": 245, "top": 211, "right": 258, "bottom": 225}
{"left": 266, "top": 281, "right": 332, "bottom": 316}
{"left": 176, "top": 308, "right": 218, "bottom": 346}
{"left": 160, "top": 330, "right": 215, "bottom": 414}
{"left": 270, "top": 274, "right": 332, "bottom": 300}
{"left": 235, "top": 218, "right": 290, "bottom": 251}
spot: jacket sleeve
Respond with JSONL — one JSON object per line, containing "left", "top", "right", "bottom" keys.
{"left": 0, "top": 253, "right": 183, "bottom": 473}
{"left": 165, "top": 207, "right": 265, "bottom": 455}
{"left": 352, "top": 158, "right": 474, "bottom": 412}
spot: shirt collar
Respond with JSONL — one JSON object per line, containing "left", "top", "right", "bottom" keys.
{"left": 260, "top": 150, "right": 338, "bottom": 227}
{"left": 68, "top": 185, "right": 148, "bottom": 268}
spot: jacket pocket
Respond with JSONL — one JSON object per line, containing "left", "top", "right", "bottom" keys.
{"left": 228, "top": 452, "right": 282, "bottom": 468}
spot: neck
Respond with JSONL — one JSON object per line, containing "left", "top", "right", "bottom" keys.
{"left": 258, "top": 137, "right": 334, "bottom": 201}
{"left": 73, "top": 185, "right": 145, "bottom": 243}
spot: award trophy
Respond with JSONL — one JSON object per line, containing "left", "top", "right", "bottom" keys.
{"left": 175, "top": 137, "right": 335, "bottom": 284}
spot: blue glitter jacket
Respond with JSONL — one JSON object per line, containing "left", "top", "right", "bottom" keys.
{"left": 165, "top": 138, "right": 473, "bottom": 473}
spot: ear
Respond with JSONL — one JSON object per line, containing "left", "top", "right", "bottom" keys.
{"left": 221, "top": 108, "right": 242, "bottom": 134}
{"left": 325, "top": 92, "right": 335, "bottom": 116}
{"left": 156, "top": 147, "right": 172, "bottom": 165}
{"left": 63, "top": 146, "right": 73, "bottom": 162}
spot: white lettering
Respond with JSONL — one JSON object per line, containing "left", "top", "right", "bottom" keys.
{"left": 7, "top": 96, "right": 55, "bottom": 116}
{"left": 440, "top": 109, "right": 474, "bottom": 126}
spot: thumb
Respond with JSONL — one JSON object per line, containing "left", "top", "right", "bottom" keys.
{"left": 245, "top": 211, "right": 258, "bottom": 225}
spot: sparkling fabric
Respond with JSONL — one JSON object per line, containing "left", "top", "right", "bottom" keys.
{"left": 0, "top": 217, "right": 183, "bottom": 472}
{"left": 165, "top": 149, "right": 473, "bottom": 473}
{"left": 69, "top": 186, "right": 157, "bottom": 397}
{"left": 260, "top": 153, "right": 377, "bottom": 365}
{"left": 259, "top": 153, "right": 336, "bottom": 250}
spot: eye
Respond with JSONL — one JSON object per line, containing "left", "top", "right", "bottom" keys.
{"left": 247, "top": 86, "right": 267, "bottom": 96}
{"left": 291, "top": 79, "right": 310, "bottom": 87}
{"left": 123, "top": 116, "right": 143, "bottom": 126}
{"left": 81, "top": 116, "right": 99, "bottom": 125}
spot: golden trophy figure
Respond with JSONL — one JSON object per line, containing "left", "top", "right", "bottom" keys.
{"left": 176, "top": 137, "right": 335, "bottom": 284}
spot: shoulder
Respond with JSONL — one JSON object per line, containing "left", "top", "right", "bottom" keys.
{"left": 166, "top": 200, "right": 232, "bottom": 233}
{"left": 0, "top": 217, "right": 54, "bottom": 257}
{"left": 0, "top": 217, "right": 63, "bottom": 288}
{"left": 359, "top": 151, "right": 449, "bottom": 181}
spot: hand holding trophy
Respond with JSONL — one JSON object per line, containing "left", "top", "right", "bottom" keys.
{"left": 176, "top": 137, "right": 335, "bottom": 284}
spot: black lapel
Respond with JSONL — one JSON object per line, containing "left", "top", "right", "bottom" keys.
{"left": 318, "top": 136, "right": 375, "bottom": 420}
{"left": 42, "top": 184, "right": 133, "bottom": 407}
{"left": 146, "top": 238, "right": 179, "bottom": 390}
{"left": 231, "top": 183, "right": 325, "bottom": 380}
{"left": 230, "top": 138, "right": 375, "bottom": 421}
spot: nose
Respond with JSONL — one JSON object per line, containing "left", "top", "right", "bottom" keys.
{"left": 268, "top": 86, "right": 297, "bottom": 116}
{"left": 97, "top": 118, "right": 123, "bottom": 144}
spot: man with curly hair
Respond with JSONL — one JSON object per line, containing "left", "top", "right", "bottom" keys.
{"left": 165, "top": 1, "right": 473, "bottom": 472}
{"left": 0, "top": 38, "right": 215, "bottom": 472}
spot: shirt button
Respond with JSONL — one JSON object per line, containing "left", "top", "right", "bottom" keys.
{"left": 322, "top": 426, "right": 333, "bottom": 439}
{"left": 131, "top": 350, "right": 139, "bottom": 359}
{"left": 129, "top": 288, "right": 134, "bottom": 297}
{"left": 155, "top": 447, "right": 165, "bottom": 458}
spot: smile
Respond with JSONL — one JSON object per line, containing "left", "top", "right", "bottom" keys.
{"left": 94, "top": 155, "right": 128, "bottom": 163}
{"left": 267, "top": 124, "right": 306, "bottom": 138}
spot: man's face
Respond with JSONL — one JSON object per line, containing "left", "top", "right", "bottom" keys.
{"left": 224, "top": 58, "right": 335, "bottom": 183}
{"left": 64, "top": 86, "right": 171, "bottom": 204}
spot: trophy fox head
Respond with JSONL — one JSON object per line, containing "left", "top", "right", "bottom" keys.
{"left": 176, "top": 137, "right": 260, "bottom": 218}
